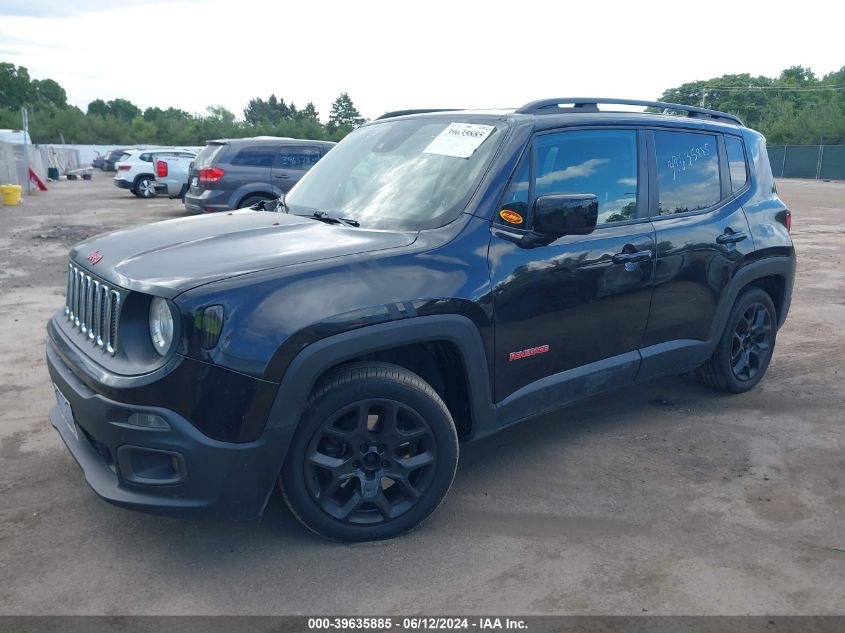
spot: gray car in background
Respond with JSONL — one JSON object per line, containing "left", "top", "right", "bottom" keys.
{"left": 184, "top": 137, "right": 335, "bottom": 213}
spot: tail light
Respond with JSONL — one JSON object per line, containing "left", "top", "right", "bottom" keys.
{"left": 199, "top": 167, "right": 225, "bottom": 184}
{"left": 117, "top": 165, "right": 131, "bottom": 171}
{"left": 785, "top": 210, "right": 791, "bottom": 232}
{"left": 155, "top": 160, "right": 168, "bottom": 178}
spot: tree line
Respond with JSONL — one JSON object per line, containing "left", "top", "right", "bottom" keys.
{"left": 1, "top": 61, "right": 843, "bottom": 146}
{"left": 0, "top": 62, "right": 364, "bottom": 145}
{"left": 657, "top": 65, "right": 845, "bottom": 144}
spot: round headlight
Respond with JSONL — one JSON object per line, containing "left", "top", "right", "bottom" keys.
{"left": 149, "top": 296, "right": 174, "bottom": 356}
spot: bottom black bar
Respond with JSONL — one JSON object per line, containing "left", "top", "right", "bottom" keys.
{"left": 2, "top": 617, "right": 845, "bottom": 633}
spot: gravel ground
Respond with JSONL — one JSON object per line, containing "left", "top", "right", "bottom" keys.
{"left": 0, "top": 175, "right": 843, "bottom": 615}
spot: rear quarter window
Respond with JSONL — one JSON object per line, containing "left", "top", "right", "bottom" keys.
{"left": 231, "top": 146, "right": 276, "bottom": 167}
{"left": 194, "top": 144, "right": 225, "bottom": 168}
{"left": 725, "top": 136, "right": 749, "bottom": 192}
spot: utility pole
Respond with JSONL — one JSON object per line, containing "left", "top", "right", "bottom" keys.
{"left": 21, "top": 107, "right": 31, "bottom": 194}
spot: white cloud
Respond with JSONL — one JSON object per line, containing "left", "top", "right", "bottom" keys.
{"left": 536, "top": 158, "right": 608, "bottom": 188}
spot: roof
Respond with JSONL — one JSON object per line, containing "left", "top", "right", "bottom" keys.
{"left": 371, "top": 98, "right": 746, "bottom": 134}
{"left": 206, "top": 137, "right": 336, "bottom": 145}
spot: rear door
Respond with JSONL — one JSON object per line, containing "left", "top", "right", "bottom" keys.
{"left": 639, "top": 128, "right": 755, "bottom": 377}
{"left": 491, "top": 128, "right": 656, "bottom": 419}
{"left": 272, "top": 145, "right": 323, "bottom": 192}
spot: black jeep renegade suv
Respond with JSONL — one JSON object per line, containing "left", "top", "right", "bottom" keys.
{"left": 47, "top": 98, "right": 795, "bottom": 541}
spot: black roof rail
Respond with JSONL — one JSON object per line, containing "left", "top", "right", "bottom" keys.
{"left": 515, "top": 98, "right": 743, "bottom": 126}
{"left": 376, "top": 108, "right": 461, "bottom": 120}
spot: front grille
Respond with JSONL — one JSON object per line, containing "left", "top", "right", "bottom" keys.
{"left": 64, "top": 263, "right": 122, "bottom": 354}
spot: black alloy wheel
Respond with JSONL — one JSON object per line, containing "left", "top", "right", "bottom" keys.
{"left": 281, "top": 362, "right": 458, "bottom": 541}
{"left": 729, "top": 302, "right": 772, "bottom": 382}
{"left": 305, "top": 398, "right": 437, "bottom": 524}
{"left": 696, "top": 287, "right": 777, "bottom": 393}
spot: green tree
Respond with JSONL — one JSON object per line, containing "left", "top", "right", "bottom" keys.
{"left": 87, "top": 99, "right": 109, "bottom": 117}
{"left": 30, "top": 78, "right": 66, "bottom": 108}
{"left": 298, "top": 101, "right": 319, "bottom": 121}
{"left": 107, "top": 98, "right": 141, "bottom": 124}
{"left": 0, "top": 62, "right": 32, "bottom": 110}
{"left": 657, "top": 65, "right": 845, "bottom": 143}
{"left": 327, "top": 92, "right": 364, "bottom": 136}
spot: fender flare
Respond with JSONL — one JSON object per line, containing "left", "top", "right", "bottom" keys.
{"left": 264, "top": 314, "right": 496, "bottom": 440}
{"left": 707, "top": 253, "right": 795, "bottom": 343}
{"left": 228, "top": 184, "right": 281, "bottom": 209}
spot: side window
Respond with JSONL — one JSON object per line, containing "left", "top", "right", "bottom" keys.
{"left": 534, "top": 130, "right": 638, "bottom": 224}
{"left": 275, "top": 146, "right": 322, "bottom": 170}
{"left": 139, "top": 153, "right": 152, "bottom": 162}
{"left": 653, "top": 131, "right": 720, "bottom": 214}
{"left": 725, "top": 136, "right": 748, "bottom": 192}
{"left": 231, "top": 146, "right": 276, "bottom": 167}
{"left": 496, "top": 156, "right": 529, "bottom": 226}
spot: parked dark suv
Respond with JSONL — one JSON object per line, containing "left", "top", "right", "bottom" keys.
{"left": 184, "top": 137, "right": 335, "bottom": 213}
{"left": 47, "top": 98, "right": 794, "bottom": 542}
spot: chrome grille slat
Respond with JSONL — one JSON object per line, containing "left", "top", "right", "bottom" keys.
{"left": 64, "top": 263, "right": 122, "bottom": 355}
{"left": 89, "top": 279, "right": 99, "bottom": 340}
{"left": 80, "top": 275, "right": 89, "bottom": 334}
{"left": 107, "top": 290, "right": 120, "bottom": 354}
{"left": 65, "top": 264, "right": 72, "bottom": 317}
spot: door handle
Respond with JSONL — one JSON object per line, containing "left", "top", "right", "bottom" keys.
{"left": 612, "top": 249, "right": 653, "bottom": 265}
{"left": 274, "top": 174, "right": 290, "bottom": 179}
{"left": 716, "top": 229, "right": 748, "bottom": 244}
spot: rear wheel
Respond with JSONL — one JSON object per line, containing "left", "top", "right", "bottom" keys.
{"left": 281, "top": 362, "right": 458, "bottom": 542}
{"left": 696, "top": 287, "right": 777, "bottom": 393}
{"left": 239, "top": 195, "right": 273, "bottom": 209}
{"left": 133, "top": 176, "right": 156, "bottom": 198}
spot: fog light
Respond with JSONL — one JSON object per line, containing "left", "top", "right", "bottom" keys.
{"left": 127, "top": 412, "right": 170, "bottom": 430}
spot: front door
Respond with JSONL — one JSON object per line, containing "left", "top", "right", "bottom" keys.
{"left": 491, "top": 128, "right": 655, "bottom": 420}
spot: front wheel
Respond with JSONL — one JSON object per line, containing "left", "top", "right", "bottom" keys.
{"left": 281, "top": 362, "right": 459, "bottom": 542}
{"left": 696, "top": 287, "right": 777, "bottom": 393}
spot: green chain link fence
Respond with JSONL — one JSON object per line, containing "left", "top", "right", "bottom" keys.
{"left": 767, "top": 145, "right": 845, "bottom": 180}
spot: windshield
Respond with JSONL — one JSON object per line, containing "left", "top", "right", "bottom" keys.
{"left": 284, "top": 117, "right": 508, "bottom": 230}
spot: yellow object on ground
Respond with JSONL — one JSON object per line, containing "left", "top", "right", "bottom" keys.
{"left": 0, "top": 184, "right": 22, "bottom": 205}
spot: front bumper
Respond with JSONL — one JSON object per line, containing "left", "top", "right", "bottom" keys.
{"left": 46, "top": 334, "right": 289, "bottom": 520}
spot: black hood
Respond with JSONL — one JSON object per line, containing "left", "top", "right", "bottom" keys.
{"left": 70, "top": 210, "right": 417, "bottom": 298}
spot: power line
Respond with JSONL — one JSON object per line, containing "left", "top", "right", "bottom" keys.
{"left": 678, "top": 86, "right": 845, "bottom": 92}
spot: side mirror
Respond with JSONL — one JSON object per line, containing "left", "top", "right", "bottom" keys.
{"left": 533, "top": 194, "right": 598, "bottom": 237}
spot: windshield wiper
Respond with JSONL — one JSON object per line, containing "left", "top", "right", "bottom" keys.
{"left": 307, "top": 211, "right": 360, "bottom": 228}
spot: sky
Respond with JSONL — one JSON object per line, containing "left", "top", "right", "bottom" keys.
{"left": 0, "top": 0, "right": 841, "bottom": 122}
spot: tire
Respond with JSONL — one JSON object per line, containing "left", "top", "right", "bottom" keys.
{"left": 238, "top": 195, "right": 273, "bottom": 209}
{"left": 133, "top": 176, "right": 156, "bottom": 198}
{"left": 696, "top": 287, "right": 777, "bottom": 393}
{"left": 281, "top": 362, "right": 459, "bottom": 542}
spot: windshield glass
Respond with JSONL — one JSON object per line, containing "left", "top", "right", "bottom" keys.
{"left": 284, "top": 117, "right": 508, "bottom": 230}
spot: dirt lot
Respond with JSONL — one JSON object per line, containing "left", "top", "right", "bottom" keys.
{"left": 0, "top": 176, "right": 843, "bottom": 615}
